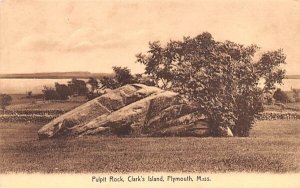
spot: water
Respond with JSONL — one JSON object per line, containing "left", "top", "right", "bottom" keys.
{"left": 276, "top": 79, "right": 300, "bottom": 91}
{"left": 0, "top": 79, "right": 72, "bottom": 94}
{"left": 0, "top": 78, "right": 299, "bottom": 94}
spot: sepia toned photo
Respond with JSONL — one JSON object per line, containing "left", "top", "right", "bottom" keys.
{"left": 0, "top": 0, "right": 299, "bottom": 187}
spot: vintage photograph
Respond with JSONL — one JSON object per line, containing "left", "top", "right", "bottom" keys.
{"left": 0, "top": 0, "right": 299, "bottom": 187}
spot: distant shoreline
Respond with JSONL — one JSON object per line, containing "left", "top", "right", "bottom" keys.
{"left": 0, "top": 72, "right": 114, "bottom": 79}
{"left": 0, "top": 72, "right": 299, "bottom": 79}
{"left": 0, "top": 77, "right": 97, "bottom": 79}
{"left": 285, "top": 75, "right": 300, "bottom": 79}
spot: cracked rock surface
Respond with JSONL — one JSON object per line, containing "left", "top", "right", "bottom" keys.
{"left": 38, "top": 84, "right": 209, "bottom": 139}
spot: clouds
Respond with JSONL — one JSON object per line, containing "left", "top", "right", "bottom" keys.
{"left": 10, "top": 0, "right": 168, "bottom": 53}
{"left": 1, "top": 0, "right": 300, "bottom": 75}
{"left": 16, "top": 26, "right": 134, "bottom": 52}
{"left": 59, "top": 27, "right": 99, "bottom": 52}
{"left": 16, "top": 34, "right": 57, "bottom": 51}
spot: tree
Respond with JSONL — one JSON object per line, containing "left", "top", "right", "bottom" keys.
{"left": 85, "top": 77, "right": 100, "bottom": 100}
{"left": 87, "top": 77, "right": 99, "bottom": 93}
{"left": 273, "top": 88, "right": 290, "bottom": 103}
{"left": 134, "top": 74, "right": 156, "bottom": 86}
{"left": 67, "top": 78, "right": 88, "bottom": 96}
{"left": 0, "top": 94, "right": 12, "bottom": 113}
{"left": 136, "top": 32, "right": 286, "bottom": 137}
{"left": 42, "top": 86, "right": 59, "bottom": 100}
{"left": 136, "top": 41, "right": 177, "bottom": 89}
{"left": 113, "top": 66, "right": 135, "bottom": 86}
{"left": 55, "top": 83, "right": 72, "bottom": 100}
{"left": 99, "top": 67, "right": 135, "bottom": 89}
{"left": 99, "top": 76, "right": 119, "bottom": 89}
{"left": 42, "top": 84, "right": 72, "bottom": 101}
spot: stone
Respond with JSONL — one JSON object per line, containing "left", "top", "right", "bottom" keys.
{"left": 38, "top": 84, "right": 210, "bottom": 139}
{"left": 218, "top": 126, "right": 234, "bottom": 137}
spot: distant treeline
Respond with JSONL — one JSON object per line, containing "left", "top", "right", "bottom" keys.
{"left": 41, "top": 67, "right": 155, "bottom": 101}
{"left": 1, "top": 71, "right": 299, "bottom": 79}
{"left": 285, "top": 75, "right": 300, "bottom": 79}
{"left": 2, "top": 72, "right": 299, "bottom": 79}
{"left": 0, "top": 71, "right": 114, "bottom": 79}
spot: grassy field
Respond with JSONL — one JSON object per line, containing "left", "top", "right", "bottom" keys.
{"left": 7, "top": 93, "right": 300, "bottom": 112}
{"left": 6, "top": 94, "right": 87, "bottom": 111}
{"left": 0, "top": 120, "right": 299, "bottom": 173}
{"left": 264, "top": 102, "right": 300, "bottom": 112}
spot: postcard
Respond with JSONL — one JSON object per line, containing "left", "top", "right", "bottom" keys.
{"left": 0, "top": 0, "right": 299, "bottom": 187}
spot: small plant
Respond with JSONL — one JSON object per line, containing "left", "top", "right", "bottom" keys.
{"left": 27, "top": 91, "right": 32, "bottom": 98}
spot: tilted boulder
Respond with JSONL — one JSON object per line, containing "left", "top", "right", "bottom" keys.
{"left": 38, "top": 84, "right": 212, "bottom": 139}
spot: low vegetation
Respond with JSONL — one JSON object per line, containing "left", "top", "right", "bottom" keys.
{"left": 5, "top": 94, "right": 86, "bottom": 111}
{"left": 40, "top": 67, "right": 144, "bottom": 100}
{"left": 0, "top": 94, "right": 86, "bottom": 122}
{"left": 42, "top": 78, "right": 88, "bottom": 100}
{"left": 0, "top": 94, "right": 12, "bottom": 113}
{"left": 0, "top": 120, "right": 299, "bottom": 173}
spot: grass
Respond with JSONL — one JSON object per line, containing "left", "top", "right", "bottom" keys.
{"left": 264, "top": 102, "right": 300, "bottom": 112}
{"left": 7, "top": 94, "right": 87, "bottom": 111}
{"left": 0, "top": 120, "right": 299, "bottom": 173}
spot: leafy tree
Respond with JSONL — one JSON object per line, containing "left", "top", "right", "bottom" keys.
{"left": 99, "top": 76, "right": 119, "bottom": 89}
{"left": 261, "top": 93, "right": 275, "bottom": 105}
{"left": 273, "top": 88, "right": 290, "bottom": 103}
{"left": 99, "top": 67, "right": 135, "bottom": 89}
{"left": 136, "top": 41, "right": 177, "bottom": 89}
{"left": 67, "top": 78, "right": 88, "bottom": 96}
{"left": 42, "top": 86, "right": 59, "bottom": 100}
{"left": 87, "top": 77, "right": 99, "bottom": 93}
{"left": 85, "top": 77, "right": 100, "bottom": 100}
{"left": 55, "top": 83, "right": 72, "bottom": 100}
{"left": 136, "top": 32, "right": 286, "bottom": 137}
{"left": 113, "top": 66, "right": 135, "bottom": 86}
{"left": 0, "top": 94, "right": 12, "bottom": 113}
{"left": 134, "top": 74, "right": 156, "bottom": 86}
{"left": 42, "top": 84, "right": 71, "bottom": 100}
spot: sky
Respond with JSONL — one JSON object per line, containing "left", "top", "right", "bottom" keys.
{"left": 0, "top": 0, "right": 299, "bottom": 74}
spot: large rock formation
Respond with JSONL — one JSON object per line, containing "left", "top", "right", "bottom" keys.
{"left": 38, "top": 84, "right": 210, "bottom": 139}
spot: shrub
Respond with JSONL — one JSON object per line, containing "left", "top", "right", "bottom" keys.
{"left": 0, "top": 94, "right": 12, "bottom": 113}
{"left": 99, "top": 67, "right": 136, "bottom": 89}
{"left": 55, "top": 83, "right": 72, "bottom": 100}
{"left": 273, "top": 88, "right": 291, "bottom": 103}
{"left": 68, "top": 78, "right": 88, "bottom": 96}
{"left": 42, "top": 86, "right": 59, "bottom": 100}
